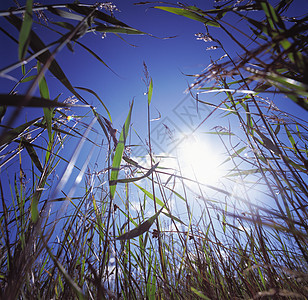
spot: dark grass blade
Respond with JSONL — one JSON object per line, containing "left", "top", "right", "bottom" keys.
{"left": 109, "top": 162, "right": 159, "bottom": 185}
{"left": 73, "top": 41, "right": 117, "bottom": 75}
{"left": 0, "top": 117, "right": 40, "bottom": 147}
{"left": 0, "top": 106, "right": 6, "bottom": 122}
{"left": 116, "top": 205, "right": 166, "bottom": 240}
{"left": 67, "top": 4, "right": 129, "bottom": 27}
{"left": 44, "top": 242, "right": 86, "bottom": 299}
{"left": 94, "top": 25, "right": 145, "bottom": 35}
{"left": 0, "top": 94, "right": 71, "bottom": 107}
{"left": 75, "top": 86, "right": 112, "bottom": 121}
{"left": 48, "top": 6, "right": 84, "bottom": 21}
{"left": 21, "top": 137, "right": 43, "bottom": 172}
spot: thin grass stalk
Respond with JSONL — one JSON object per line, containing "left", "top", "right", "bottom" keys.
{"left": 146, "top": 81, "right": 169, "bottom": 294}
{"left": 99, "top": 126, "right": 112, "bottom": 297}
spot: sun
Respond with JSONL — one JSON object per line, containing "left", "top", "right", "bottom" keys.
{"left": 176, "top": 133, "right": 223, "bottom": 185}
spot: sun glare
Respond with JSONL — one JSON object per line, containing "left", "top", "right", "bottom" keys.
{"left": 176, "top": 133, "right": 223, "bottom": 185}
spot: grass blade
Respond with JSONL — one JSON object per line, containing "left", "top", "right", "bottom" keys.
{"left": 94, "top": 25, "right": 145, "bottom": 35}
{"left": 191, "top": 287, "right": 211, "bottom": 300}
{"left": 18, "top": 0, "right": 33, "bottom": 71}
{"left": 148, "top": 78, "right": 153, "bottom": 105}
{"left": 0, "top": 94, "right": 70, "bottom": 107}
{"left": 75, "top": 86, "right": 112, "bottom": 121}
{"left": 0, "top": 117, "right": 40, "bottom": 147}
{"left": 109, "top": 100, "right": 134, "bottom": 200}
{"left": 67, "top": 4, "right": 129, "bottom": 27}
{"left": 37, "top": 61, "right": 53, "bottom": 143}
{"left": 154, "top": 6, "right": 220, "bottom": 27}
{"left": 116, "top": 205, "right": 165, "bottom": 240}
{"left": 21, "top": 137, "right": 43, "bottom": 172}
{"left": 110, "top": 162, "right": 159, "bottom": 184}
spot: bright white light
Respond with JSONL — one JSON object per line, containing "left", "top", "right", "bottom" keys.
{"left": 176, "top": 133, "right": 223, "bottom": 185}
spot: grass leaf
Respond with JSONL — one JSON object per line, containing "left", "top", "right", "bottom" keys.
{"left": 110, "top": 162, "right": 159, "bottom": 184}
{"left": 134, "top": 183, "right": 164, "bottom": 207}
{"left": 45, "top": 244, "right": 86, "bottom": 299}
{"left": 0, "top": 117, "right": 40, "bottom": 147}
{"left": 154, "top": 6, "right": 220, "bottom": 27}
{"left": 109, "top": 101, "right": 133, "bottom": 200}
{"left": 0, "top": 94, "right": 70, "bottom": 107}
{"left": 116, "top": 205, "right": 165, "bottom": 240}
{"left": 18, "top": 0, "right": 33, "bottom": 66}
{"left": 94, "top": 25, "right": 145, "bottom": 35}
{"left": 148, "top": 78, "right": 153, "bottom": 105}
{"left": 21, "top": 138, "right": 43, "bottom": 172}
{"left": 37, "top": 61, "right": 52, "bottom": 142}
{"left": 75, "top": 86, "right": 112, "bottom": 121}
{"left": 67, "top": 4, "right": 129, "bottom": 27}
{"left": 191, "top": 287, "right": 211, "bottom": 300}
{"left": 48, "top": 6, "right": 84, "bottom": 22}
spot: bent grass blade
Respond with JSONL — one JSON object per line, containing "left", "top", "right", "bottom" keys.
{"left": 116, "top": 205, "right": 166, "bottom": 241}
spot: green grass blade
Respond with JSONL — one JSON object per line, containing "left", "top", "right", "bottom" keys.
{"left": 133, "top": 183, "right": 185, "bottom": 225}
{"left": 109, "top": 100, "right": 134, "bottom": 200}
{"left": 155, "top": 6, "right": 220, "bottom": 27}
{"left": 148, "top": 78, "right": 153, "bottom": 105}
{"left": 220, "top": 146, "right": 247, "bottom": 166}
{"left": 37, "top": 61, "right": 52, "bottom": 142}
{"left": 191, "top": 287, "right": 211, "bottom": 300}
{"left": 133, "top": 183, "right": 164, "bottom": 207}
{"left": 18, "top": 0, "right": 33, "bottom": 67}
{"left": 92, "top": 195, "right": 104, "bottom": 240}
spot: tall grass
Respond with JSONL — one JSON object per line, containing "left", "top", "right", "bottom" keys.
{"left": 0, "top": 0, "right": 307, "bottom": 299}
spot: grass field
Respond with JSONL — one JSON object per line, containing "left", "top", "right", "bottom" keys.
{"left": 0, "top": 1, "right": 307, "bottom": 299}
